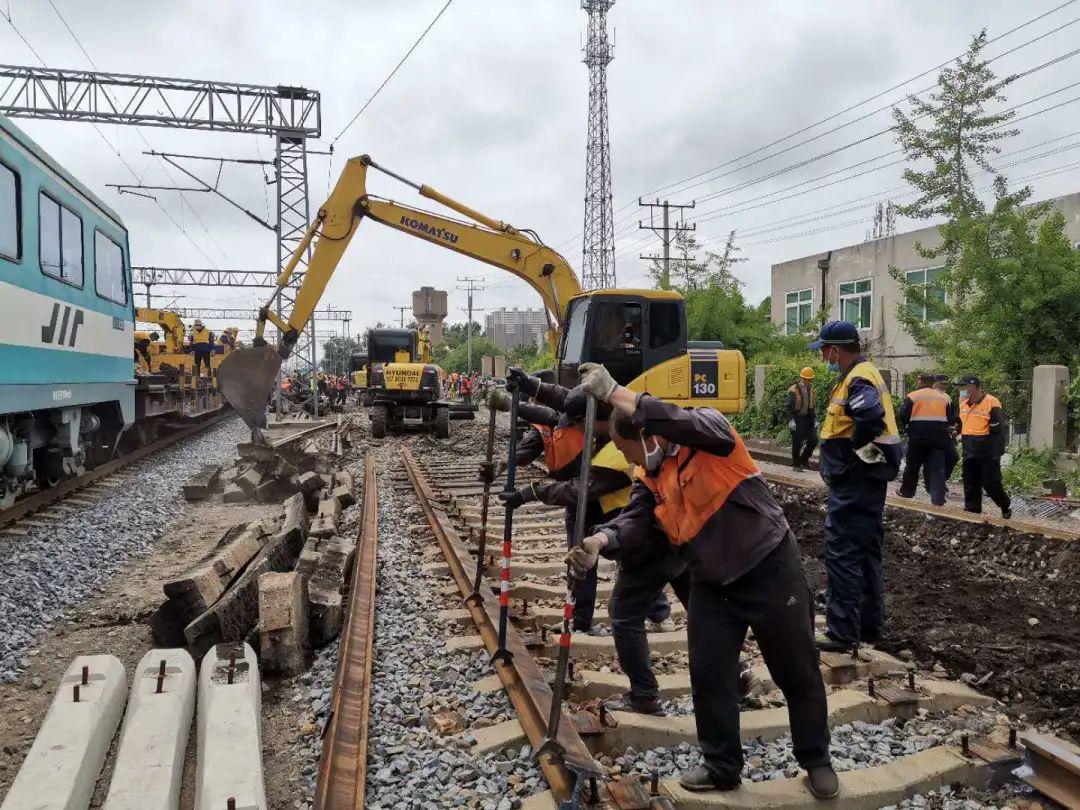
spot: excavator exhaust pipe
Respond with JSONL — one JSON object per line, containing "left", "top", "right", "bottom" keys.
{"left": 216, "top": 345, "right": 282, "bottom": 430}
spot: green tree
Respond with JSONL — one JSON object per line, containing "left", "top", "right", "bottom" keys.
{"left": 438, "top": 336, "right": 502, "bottom": 373}
{"left": 507, "top": 341, "right": 555, "bottom": 372}
{"left": 320, "top": 336, "right": 362, "bottom": 374}
{"left": 892, "top": 29, "right": 1026, "bottom": 221}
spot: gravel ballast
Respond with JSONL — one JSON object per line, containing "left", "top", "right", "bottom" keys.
{"left": 0, "top": 416, "right": 247, "bottom": 681}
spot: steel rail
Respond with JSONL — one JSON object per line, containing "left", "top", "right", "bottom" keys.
{"left": 0, "top": 410, "right": 235, "bottom": 531}
{"left": 400, "top": 447, "right": 601, "bottom": 803}
{"left": 315, "top": 455, "right": 378, "bottom": 810}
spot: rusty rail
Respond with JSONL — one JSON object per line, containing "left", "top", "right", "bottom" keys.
{"left": 1018, "top": 731, "right": 1080, "bottom": 808}
{"left": 400, "top": 447, "right": 601, "bottom": 803}
{"left": 314, "top": 455, "right": 379, "bottom": 810}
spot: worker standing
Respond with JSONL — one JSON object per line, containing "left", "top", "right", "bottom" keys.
{"left": 896, "top": 373, "right": 954, "bottom": 506}
{"left": 787, "top": 367, "right": 817, "bottom": 470}
{"left": 571, "top": 362, "right": 837, "bottom": 798}
{"left": 810, "top": 321, "right": 901, "bottom": 653}
{"left": 956, "top": 375, "right": 1012, "bottom": 519}
{"left": 188, "top": 320, "right": 213, "bottom": 379}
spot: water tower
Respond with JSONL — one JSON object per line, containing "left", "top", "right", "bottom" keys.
{"left": 412, "top": 286, "right": 448, "bottom": 344}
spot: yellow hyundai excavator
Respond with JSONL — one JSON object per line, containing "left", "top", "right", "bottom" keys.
{"left": 217, "top": 155, "right": 746, "bottom": 429}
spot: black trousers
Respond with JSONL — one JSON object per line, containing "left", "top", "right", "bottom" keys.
{"left": 193, "top": 350, "right": 211, "bottom": 377}
{"left": 823, "top": 475, "right": 886, "bottom": 644}
{"left": 791, "top": 414, "right": 817, "bottom": 468}
{"left": 609, "top": 555, "right": 691, "bottom": 703}
{"left": 688, "top": 533, "right": 830, "bottom": 781}
{"left": 899, "top": 440, "right": 946, "bottom": 505}
{"left": 962, "top": 456, "right": 1010, "bottom": 514}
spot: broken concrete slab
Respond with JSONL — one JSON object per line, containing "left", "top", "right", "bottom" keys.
{"left": 258, "top": 572, "right": 310, "bottom": 675}
{"left": 297, "top": 470, "right": 324, "bottom": 494}
{"left": 182, "top": 464, "right": 222, "bottom": 502}
{"left": 222, "top": 482, "right": 246, "bottom": 504}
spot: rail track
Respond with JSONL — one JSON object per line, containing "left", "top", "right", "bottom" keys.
{"left": 302, "top": 409, "right": 1080, "bottom": 809}
{"left": 0, "top": 410, "right": 237, "bottom": 534}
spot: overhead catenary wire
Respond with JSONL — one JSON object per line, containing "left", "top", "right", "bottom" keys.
{"left": 331, "top": 0, "right": 455, "bottom": 145}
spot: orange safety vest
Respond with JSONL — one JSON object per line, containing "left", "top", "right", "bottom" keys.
{"left": 905, "top": 387, "right": 951, "bottom": 422}
{"left": 537, "top": 423, "right": 586, "bottom": 474}
{"left": 960, "top": 394, "right": 1001, "bottom": 436}
{"left": 637, "top": 432, "right": 761, "bottom": 545}
{"left": 788, "top": 382, "right": 812, "bottom": 415}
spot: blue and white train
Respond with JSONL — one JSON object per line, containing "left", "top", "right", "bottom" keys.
{"left": 0, "top": 113, "right": 137, "bottom": 507}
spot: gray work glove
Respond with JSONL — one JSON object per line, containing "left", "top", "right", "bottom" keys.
{"left": 577, "top": 362, "right": 618, "bottom": 402}
{"left": 855, "top": 443, "right": 885, "bottom": 465}
{"left": 565, "top": 534, "right": 604, "bottom": 578}
{"left": 487, "top": 387, "right": 512, "bottom": 412}
{"left": 788, "top": 418, "right": 796, "bottom": 431}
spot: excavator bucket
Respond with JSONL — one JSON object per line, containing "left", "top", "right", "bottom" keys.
{"left": 216, "top": 345, "right": 281, "bottom": 430}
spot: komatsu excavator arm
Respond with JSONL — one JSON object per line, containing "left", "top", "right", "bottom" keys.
{"left": 255, "top": 155, "right": 581, "bottom": 358}
{"left": 219, "top": 155, "right": 582, "bottom": 428}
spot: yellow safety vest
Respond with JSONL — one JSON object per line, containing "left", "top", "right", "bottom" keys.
{"left": 191, "top": 328, "right": 211, "bottom": 346}
{"left": 591, "top": 441, "right": 633, "bottom": 516}
{"left": 906, "top": 387, "right": 951, "bottom": 422}
{"left": 820, "top": 360, "right": 900, "bottom": 443}
{"left": 960, "top": 394, "right": 1001, "bottom": 436}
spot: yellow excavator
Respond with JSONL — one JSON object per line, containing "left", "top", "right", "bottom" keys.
{"left": 217, "top": 155, "right": 746, "bottom": 429}
{"left": 365, "top": 325, "right": 451, "bottom": 438}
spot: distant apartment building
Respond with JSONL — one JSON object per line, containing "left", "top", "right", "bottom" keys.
{"left": 485, "top": 307, "right": 546, "bottom": 351}
{"left": 770, "top": 191, "right": 1080, "bottom": 381}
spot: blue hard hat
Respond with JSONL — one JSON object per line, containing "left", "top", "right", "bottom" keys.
{"left": 808, "top": 320, "right": 860, "bottom": 350}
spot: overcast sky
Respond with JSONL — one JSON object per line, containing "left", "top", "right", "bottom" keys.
{"left": 3, "top": 0, "right": 1079, "bottom": 357}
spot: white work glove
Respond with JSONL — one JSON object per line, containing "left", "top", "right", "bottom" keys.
{"left": 565, "top": 534, "right": 604, "bottom": 578}
{"left": 788, "top": 419, "right": 796, "bottom": 431}
{"left": 487, "top": 387, "right": 512, "bottom": 412}
{"left": 855, "top": 443, "right": 885, "bottom": 465}
{"left": 577, "top": 362, "right": 618, "bottom": 402}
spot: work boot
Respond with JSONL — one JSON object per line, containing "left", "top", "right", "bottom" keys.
{"left": 678, "top": 765, "right": 740, "bottom": 793}
{"left": 1002, "top": 507, "right": 1013, "bottom": 520}
{"left": 806, "top": 764, "right": 840, "bottom": 800}
{"left": 647, "top": 617, "right": 677, "bottom": 633}
{"left": 606, "top": 694, "right": 664, "bottom": 716}
{"left": 814, "top": 633, "right": 853, "bottom": 653}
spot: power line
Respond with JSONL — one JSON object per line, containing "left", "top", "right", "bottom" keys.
{"left": 331, "top": 0, "right": 455, "bottom": 145}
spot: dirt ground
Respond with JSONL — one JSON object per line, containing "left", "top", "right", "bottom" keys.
{"left": 0, "top": 500, "right": 284, "bottom": 807}
{"left": 778, "top": 484, "right": 1080, "bottom": 740}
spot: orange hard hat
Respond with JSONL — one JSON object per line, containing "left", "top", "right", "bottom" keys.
{"left": 800, "top": 366, "right": 815, "bottom": 380}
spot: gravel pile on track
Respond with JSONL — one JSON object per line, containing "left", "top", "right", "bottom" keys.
{"left": 0, "top": 417, "right": 246, "bottom": 681}
{"left": 602, "top": 712, "right": 996, "bottom": 785}
{"left": 361, "top": 454, "right": 543, "bottom": 809}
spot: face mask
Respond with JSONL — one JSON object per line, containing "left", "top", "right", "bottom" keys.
{"left": 826, "top": 348, "right": 840, "bottom": 373}
{"left": 958, "top": 390, "right": 969, "bottom": 400}
{"left": 641, "top": 436, "right": 664, "bottom": 473}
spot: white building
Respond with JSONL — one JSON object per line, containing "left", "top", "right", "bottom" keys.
{"left": 485, "top": 307, "right": 546, "bottom": 351}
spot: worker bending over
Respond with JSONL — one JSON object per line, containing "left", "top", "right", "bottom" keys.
{"left": 134, "top": 331, "right": 159, "bottom": 373}
{"left": 502, "top": 385, "right": 689, "bottom": 715}
{"left": 957, "top": 375, "right": 1011, "bottom": 518}
{"left": 811, "top": 321, "right": 900, "bottom": 653}
{"left": 187, "top": 319, "right": 213, "bottom": 379}
{"left": 896, "top": 373, "right": 955, "bottom": 506}
{"left": 787, "top": 366, "right": 817, "bottom": 470}
{"left": 569, "top": 362, "right": 837, "bottom": 798}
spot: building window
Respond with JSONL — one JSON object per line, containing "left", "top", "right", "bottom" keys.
{"left": 905, "top": 267, "right": 946, "bottom": 322}
{"left": 94, "top": 230, "right": 127, "bottom": 305}
{"left": 784, "top": 289, "right": 813, "bottom": 335}
{"left": 39, "top": 193, "right": 84, "bottom": 287}
{"left": 838, "top": 278, "right": 872, "bottom": 329}
{"left": 0, "top": 161, "right": 19, "bottom": 261}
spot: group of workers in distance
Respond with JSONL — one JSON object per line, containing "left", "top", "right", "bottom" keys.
{"left": 133, "top": 318, "right": 239, "bottom": 378}
{"left": 485, "top": 318, "right": 1018, "bottom": 800}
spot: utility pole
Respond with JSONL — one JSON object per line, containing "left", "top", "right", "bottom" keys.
{"left": 456, "top": 277, "right": 485, "bottom": 374}
{"left": 393, "top": 306, "right": 410, "bottom": 329}
{"left": 580, "top": 0, "right": 617, "bottom": 290}
{"left": 638, "top": 198, "right": 696, "bottom": 289}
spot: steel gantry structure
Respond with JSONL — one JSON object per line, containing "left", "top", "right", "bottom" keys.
{"left": 0, "top": 63, "right": 322, "bottom": 369}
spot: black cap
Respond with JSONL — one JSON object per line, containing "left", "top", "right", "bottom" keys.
{"left": 934, "top": 374, "right": 950, "bottom": 383}
{"left": 956, "top": 374, "right": 981, "bottom": 387}
{"left": 564, "top": 386, "right": 613, "bottom": 421}
{"left": 808, "top": 320, "right": 860, "bottom": 349}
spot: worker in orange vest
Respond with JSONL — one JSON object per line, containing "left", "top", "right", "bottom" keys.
{"left": 571, "top": 362, "right": 837, "bottom": 799}
{"left": 956, "top": 375, "right": 1011, "bottom": 518}
{"left": 787, "top": 366, "right": 817, "bottom": 470}
{"left": 896, "top": 373, "right": 955, "bottom": 506}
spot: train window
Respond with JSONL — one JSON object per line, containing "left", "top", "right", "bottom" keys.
{"left": 94, "top": 230, "right": 126, "bottom": 305}
{"left": 0, "top": 161, "right": 18, "bottom": 261}
{"left": 39, "top": 193, "right": 84, "bottom": 287}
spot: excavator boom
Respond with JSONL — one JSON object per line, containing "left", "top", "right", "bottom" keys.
{"left": 219, "top": 155, "right": 582, "bottom": 429}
